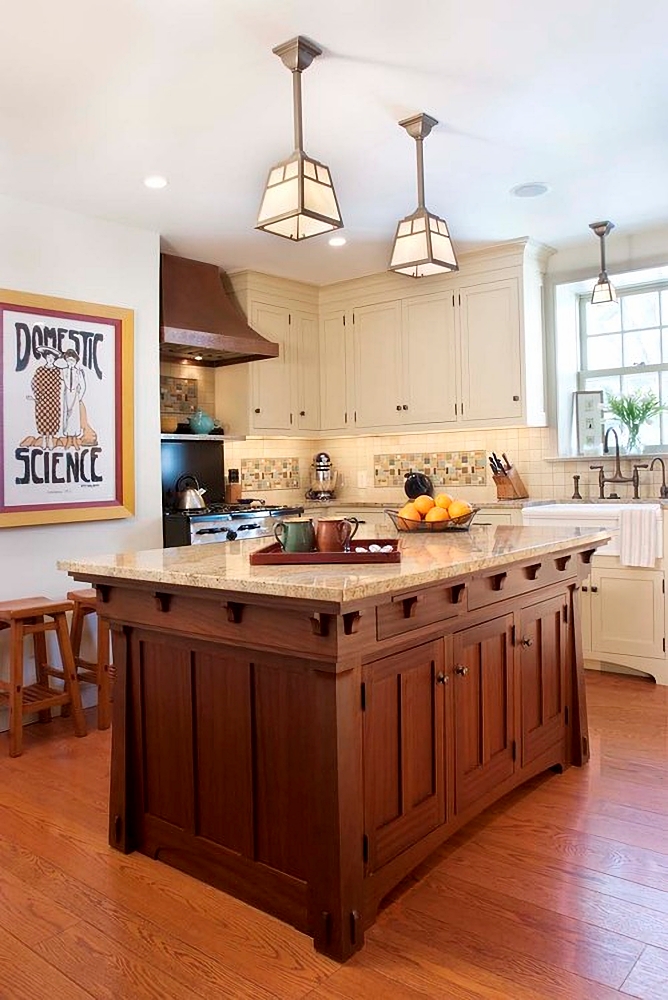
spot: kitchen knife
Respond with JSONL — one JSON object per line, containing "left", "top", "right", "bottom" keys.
{"left": 501, "top": 452, "right": 512, "bottom": 471}
{"left": 489, "top": 456, "right": 500, "bottom": 475}
{"left": 491, "top": 453, "right": 507, "bottom": 475}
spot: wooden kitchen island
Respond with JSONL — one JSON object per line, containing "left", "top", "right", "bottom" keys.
{"left": 60, "top": 523, "right": 609, "bottom": 961}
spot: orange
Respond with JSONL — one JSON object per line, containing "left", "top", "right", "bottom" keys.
{"left": 448, "top": 499, "right": 473, "bottom": 520}
{"left": 413, "top": 494, "right": 435, "bottom": 515}
{"left": 435, "top": 493, "right": 454, "bottom": 509}
{"left": 425, "top": 506, "right": 450, "bottom": 522}
{"left": 397, "top": 502, "right": 422, "bottom": 529}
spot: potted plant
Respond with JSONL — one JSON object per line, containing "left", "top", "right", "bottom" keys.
{"left": 604, "top": 388, "right": 666, "bottom": 453}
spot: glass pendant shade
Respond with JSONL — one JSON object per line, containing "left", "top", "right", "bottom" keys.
{"left": 256, "top": 36, "right": 343, "bottom": 241}
{"left": 389, "top": 113, "right": 458, "bottom": 278}
{"left": 589, "top": 220, "right": 617, "bottom": 304}
{"left": 257, "top": 151, "right": 342, "bottom": 240}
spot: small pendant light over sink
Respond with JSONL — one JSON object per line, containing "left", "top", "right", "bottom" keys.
{"left": 389, "top": 113, "right": 458, "bottom": 277}
{"left": 256, "top": 36, "right": 343, "bottom": 241}
{"left": 589, "top": 220, "right": 618, "bottom": 304}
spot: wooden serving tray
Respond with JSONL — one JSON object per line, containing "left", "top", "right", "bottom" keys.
{"left": 249, "top": 539, "right": 401, "bottom": 565}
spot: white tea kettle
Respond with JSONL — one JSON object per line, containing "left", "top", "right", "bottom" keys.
{"left": 174, "top": 474, "right": 207, "bottom": 510}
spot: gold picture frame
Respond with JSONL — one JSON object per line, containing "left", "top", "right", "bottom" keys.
{"left": 1, "top": 287, "right": 134, "bottom": 527}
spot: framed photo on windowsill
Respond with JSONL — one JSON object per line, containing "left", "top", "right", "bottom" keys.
{"left": 575, "top": 390, "right": 604, "bottom": 456}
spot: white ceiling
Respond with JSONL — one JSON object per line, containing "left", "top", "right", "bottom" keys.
{"left": 4, "top": 0, "right": 668, "bottom": 285}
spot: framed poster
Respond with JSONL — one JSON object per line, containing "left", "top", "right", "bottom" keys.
{"left": 0, "top": 288, "right": 134, "bottom": 527}
{"left": 575, "top": 390, "right": 604, "bottom": 455}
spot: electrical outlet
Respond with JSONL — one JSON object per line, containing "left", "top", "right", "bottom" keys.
{"left": 357, "top": 471, "right": 368, "bottom": 489}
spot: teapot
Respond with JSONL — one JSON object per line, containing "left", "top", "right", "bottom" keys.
{"left": 174, "top": 474, "right": 208, "bottom": 510}
{"left": 188, "top": 409, "right": 216, "bottom": 435}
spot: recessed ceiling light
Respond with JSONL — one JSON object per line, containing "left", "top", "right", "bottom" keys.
{"left": 328, "top": 236, "right": 347, "bottom": 247}
{"left": 510, "top": 182, "right": 550, "bottom": 199}
{"left": 144, "top": 175, "right": 168, "bottom": 189}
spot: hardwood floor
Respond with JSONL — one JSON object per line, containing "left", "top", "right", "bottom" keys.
{"left": 0, "top": 670, "right": 666, "bottom": 999}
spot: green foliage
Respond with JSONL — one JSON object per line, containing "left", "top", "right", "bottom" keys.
{"left": 605, "top": 389, "right": 666, "bottom": 449}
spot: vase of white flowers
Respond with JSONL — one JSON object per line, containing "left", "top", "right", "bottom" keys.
{"left": 605, "top": 389, "right": 666, "bottom": 454}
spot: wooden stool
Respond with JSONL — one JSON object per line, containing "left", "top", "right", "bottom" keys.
{"left": 0, "top": 596, "right": 87, "bottom": 757}
{"left": 67, "top": 588, "right": 113, "bottom": 730}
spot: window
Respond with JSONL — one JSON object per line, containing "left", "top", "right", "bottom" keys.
{"left": 578, "top": 282, "right": 668, "bottom": 447}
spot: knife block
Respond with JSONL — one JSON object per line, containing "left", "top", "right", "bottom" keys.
{"left": 493, "top": 466, "right": 529, "bottom": 500}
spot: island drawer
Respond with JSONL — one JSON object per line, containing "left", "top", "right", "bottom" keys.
{"left": 468, "top": 554, "right": 576, "bottom": 609}
{"left": 376, "top": 581, "right": 467, "bottom": 639}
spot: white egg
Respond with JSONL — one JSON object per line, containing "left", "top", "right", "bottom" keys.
{"left": 369, "top": 544, "right": 381, "bottom": 552}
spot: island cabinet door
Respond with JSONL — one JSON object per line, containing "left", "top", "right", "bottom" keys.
{"left": 362, "top": 640, "right": 447, "bottom": 872}
{"left": 518, "top": 593, "right": 568, "bottom": 769}
{"left": 452, "top": 613, "right": 515, "bottom": 815}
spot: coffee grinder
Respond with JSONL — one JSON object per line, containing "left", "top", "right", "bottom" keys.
{"left": 306, "top": 451, "right": 338, "bottom": 501}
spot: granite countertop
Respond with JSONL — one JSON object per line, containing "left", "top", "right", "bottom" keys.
{"left": 59, "top": 524, "right": 610, "bottom": 606}
{"left": 303, "top": 499, "right": 552, "bottom": 511}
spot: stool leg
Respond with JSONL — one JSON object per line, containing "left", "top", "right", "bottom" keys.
{"left": 97, "top": 616, "right": 112, "bottom": 730}
{"left": 9, "top": 621, "right": 25, "bottom": 757}
{"left": 53, "top": 613, "right": 87, "bottom": 739}
{"left": 32, "top": 622, "right": 53, "bottom": 725}
{"left": 69, "top": 602, "right": 86, "bottom": 667}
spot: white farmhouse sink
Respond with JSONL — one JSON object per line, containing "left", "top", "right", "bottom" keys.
{"left": 521, "top": 503, "right": 662, "bottom": 557}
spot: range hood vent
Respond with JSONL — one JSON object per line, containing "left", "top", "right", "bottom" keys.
{"left": 160, "top": 253, "right": 279, "bottom": 367}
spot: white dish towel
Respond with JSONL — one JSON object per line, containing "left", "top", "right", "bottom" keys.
{"left": 619, "top": 505, "right": 661, "bottom": 567}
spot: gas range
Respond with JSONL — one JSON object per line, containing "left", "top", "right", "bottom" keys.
{"left": 163, "top": 500, "right": 305, "bottom": 547}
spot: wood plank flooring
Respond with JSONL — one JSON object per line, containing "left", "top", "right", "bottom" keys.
{"left": 0, "top": 670, "right": 666, "bottom": 999}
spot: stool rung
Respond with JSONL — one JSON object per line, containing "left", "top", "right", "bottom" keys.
{"left": 24, "top": 621, "right": 57, "bottom": 636}
{"left": 0, "top": 683, "right": 69, "bottom": 712}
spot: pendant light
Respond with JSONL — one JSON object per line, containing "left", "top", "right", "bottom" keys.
{"left": 256, "top": 36, "right": 343, "bottom": 241}
{"left": 589, "top": 221, "right": 618, "bottom": 304}
{"left": 389, "top": 113, "right": 458, "bottom": 277}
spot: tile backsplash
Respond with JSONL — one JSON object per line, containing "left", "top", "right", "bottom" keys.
{"left": 374, "top": 451, "right": 487, "bottom": 488}
{"left": 241, "top": 457, "right": 300, "bottom": 490}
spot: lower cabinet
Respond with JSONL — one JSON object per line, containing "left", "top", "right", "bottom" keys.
{"left": 583, "top": 564, "right": 665, "bottom": 661}
{"left": 362, "top": 641, "right": 447, "bottom": 872}
{"left": 363, "top": 588, "right": 571, "bottom": 871}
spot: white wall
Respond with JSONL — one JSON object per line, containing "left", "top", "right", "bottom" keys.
{"left": 0, "top": 194, "right": 162, "bottom": 725}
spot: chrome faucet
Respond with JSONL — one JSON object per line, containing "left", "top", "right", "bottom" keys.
{"left": 590, "top": 426, "right": 648, "bottom": 499}
{"left": 650, "top": 456, "right": 668, "bottom": 498}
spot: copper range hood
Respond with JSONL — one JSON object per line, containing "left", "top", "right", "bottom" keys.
{"left": 160, "top": 253, "right": 279, "bottom": 367}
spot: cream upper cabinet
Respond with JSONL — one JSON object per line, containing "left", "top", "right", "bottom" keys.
{"left": 401, "top": 293, "right": 458, "bottom": 425}
{"left": 352, "top": 301, "right": 403, "bottom": 429}
{"left": 458, "top": 277, "right": 523, "bottom": 423}
{"left": 319, "top": 310, "right": 351, "bottom": 433}
{"left": 215, "top": 274, "right": 320, "bottom": 436}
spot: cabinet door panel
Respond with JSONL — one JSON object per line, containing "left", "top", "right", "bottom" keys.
{"left": 363, "top": 641, "right": 446, "bottom": 872}
{"left": 453, "top": 614, "right": 514, "bottom": 814}
{"left": 519, "top": 594, "right": 567, "bottom": 768}
{"left": 590, "top": 567, "right": 665, "bottom": 659}
{"left": 459, "top": 278, "right": 523, "bottom": 422}
{"left": 294, "top": 310, "right": 320, "bottom": 431}
{"left": 402, "top": 294, "right": 457, "bottom": 424}
{"left": 250, "top": 302, "right": 292, "bottom": 430}
{"left": 319, "top": 311, "right": 348, "bottom": 432}
{"left": 353, "top": 301, "right": 402, "bottom": 428}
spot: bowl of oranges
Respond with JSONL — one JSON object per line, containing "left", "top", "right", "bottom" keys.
{"left": 386, "top": 493, "right": 478, "bottom": 532}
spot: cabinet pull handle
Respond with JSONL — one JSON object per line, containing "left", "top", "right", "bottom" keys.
{"left": 435, "top": 672, "right": 448, "bottom": 685}
{"left": 454, "top": 664, "right": 469, "bottom": 676}
{"left": 520, "top": 636, "right": 533, "bottom": 647}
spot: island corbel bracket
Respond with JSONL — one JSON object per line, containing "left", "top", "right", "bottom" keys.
{"left": 343, "top": 611, "right": 362, "bottom": 635}
{"left": 524, "top": 563, "right": 542, "bottom": 581}
{"left": 579, "top": 548, "right": 596, "bottom": 565}
{"left": 225, "top": 601, "right": 245, "bottom": 624}
{"left": 310, "top": 612, "right": 332, "bottom": 637}
{"left": 449, "top": 582, "right": 466, "bottom": 604}
{"left": 153, "top": 592, "right": 172, "bottom": 613}
{"left": 555, "top": 554, "right": 572, "bottom": 572}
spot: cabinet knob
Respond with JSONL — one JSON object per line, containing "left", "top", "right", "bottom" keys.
{"left": 435, "top": 672, "right": 448, "bottom": 685}
{"left": 513, "top": 395, "right": 520, "bottom": 402}
{"left": 520, "top": 636, "right": 533, "bottom": 647}
{"left": 402, "top": 404, "right": 408, "bottom": 410}
{"left": 254, "top": 408, "right": 260, "bottom": 414}
{"left": 299, "top": 410, "right": 305, "bottom": 416}
{"left": 396, "top": 404, "right": 402, "bottom": 411}
{"left": 454, "top": 664, "right": 469, "bottom": 676}
{"left": 590, "top": 585, "right": 598, "bottom": 593}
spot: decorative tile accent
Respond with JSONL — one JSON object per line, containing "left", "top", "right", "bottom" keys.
{"left": 160, "top": 376, "right": 198, "bottom": 413}
{"left": 241, "top": 457, "right": 300, "bottom": 490}
{"left": 374, "top": 451, "right": 487, "bottom": 488}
